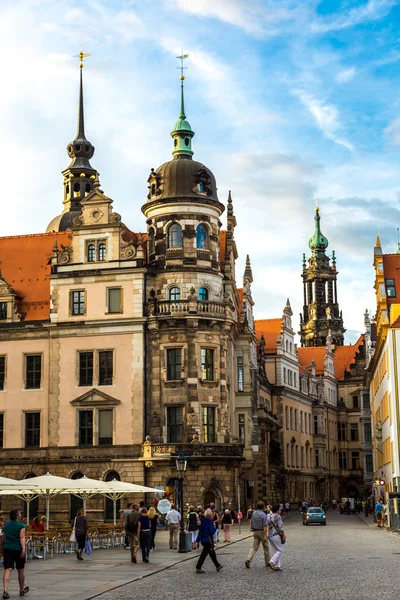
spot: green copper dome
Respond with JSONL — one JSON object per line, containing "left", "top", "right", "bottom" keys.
{"left": 309, "top": 208, "right": 328, "bottom": 254}
{"left": 170, "top": 77, "right": 194, "bottom": 158}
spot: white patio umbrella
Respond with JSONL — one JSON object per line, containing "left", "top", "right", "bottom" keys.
{"left": 59, "top": 476, "right": 111, "bottom": 515}
{"left": 99, "top": 480, "right": 163, "bottom": 525}
{"left": 0, "top": 477, "right": 40, "bottom": 524}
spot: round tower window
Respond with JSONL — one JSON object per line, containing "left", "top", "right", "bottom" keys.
{"left": 185, "top": 138, "right": 189, "bottom": 146}
{"left": 174, "top": 139, "right": 178, "bottom": 147}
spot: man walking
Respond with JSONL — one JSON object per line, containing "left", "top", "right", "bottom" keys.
{"left": 125, "top": 504, "right": 140, "bottom": 563}
{"left": 245, "top": 501, "right": 269, "bottom": 569}
{"left": 122, "top": 502, "right": 133, "bottom": 549}
{"left": 166, "top": 504, "right": 181, "bottom": 549}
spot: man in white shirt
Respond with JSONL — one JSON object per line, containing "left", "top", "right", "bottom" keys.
{"left": 166, "top": 505, "right": 181, "bottom": 549}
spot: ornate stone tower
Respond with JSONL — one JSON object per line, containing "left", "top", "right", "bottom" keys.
{"left": 47, "top": 53, "right": 98, "bottom": 232}
{"left": 142, "top": 68, "right": 238, "bottom": 447}
{"left": 299, "top": 207, "right": 345, "bottom": 347}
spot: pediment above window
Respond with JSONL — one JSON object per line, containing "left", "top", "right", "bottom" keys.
{"left": 70, "top": 388, "right": 121, "bottom": 406}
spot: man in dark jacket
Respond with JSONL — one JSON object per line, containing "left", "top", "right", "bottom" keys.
{"left": 125, "top": 505, "right": 140, "bottom": 563}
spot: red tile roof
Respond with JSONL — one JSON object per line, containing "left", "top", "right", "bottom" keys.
{"left": 0, "top": 232, "right": 72, "bottom": 321}
{"left": 255, "top": 319, "right": 282, "bottom": 353}
{"left": 298, "top": 335, "right": 365, "bottom": 381}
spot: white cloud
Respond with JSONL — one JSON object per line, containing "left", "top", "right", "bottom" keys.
{"left": 336, "top": 67, "right": 356, "bottom": 84}
{"left": 168, "top": 0, "right": 295, "bottom": 35}
{"left": 311, "top": 0, "right": 397, "bottom": 33}
{"left": 292, "top": 89, "right": 354, "bottom": 151}
{"left": 384, "top": 118, "right": 400, "bottom": 145}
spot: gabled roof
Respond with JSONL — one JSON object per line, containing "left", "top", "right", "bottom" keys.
{"left": 298, "top": 347, "right": 325, "bottom": 374}
{"left": 0, "top": 231, "right": 72, "bottom": 321}
{"left": 334, "top": 335, "right": 364, "bottom": 381}
{"left": 298, "top": 335, "right": 365, "bottom": 381}
{"left": 255, "top": 319, "right": 282, "bottom": 353}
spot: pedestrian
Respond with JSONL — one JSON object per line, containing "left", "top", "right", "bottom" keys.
{"left": 40, "top": 516, "right": 47, "bottom": 531}
{"left": 148, "top": 507, "right": 159, "bottom": 550}
{"left": 195, "top": 509, "right": 223, "bottom": 574}
{"left": 138, "top": 501, "right": 146, "bottom": 513}
{"left": 375, "top": 498, "right": 383, "bottom": 527}
{"left": 246, "top": 505, "right": 253, "bottom": 529}
{"left": 166, "top": 504, "right": 181, "bottom": 549}
{"left": 267, "top": 504, "right": 285, "bottom": 572}
{"left": 230, "top": 507, "right": 236, "bottom": 523}
{"left": 2, "top": 508, "right": 29, "bottom": 599}
{"left": 284, "top": 502, "right": 290, "bottom": 515}
{"left": 125, "top": 504, "right": 140, "bottom": 563}
{"left": 210, "top": 504, "right": 220, "bottom": 543}
{"left": 137, "top": 508, "right": 151, "bottom": 563}
{"left": 364, "top": 499, "right": 369, "bottom": 517}
{"left": 221, "top": 510, "right": 232, "bottom": 542}
{"left": 187, "top": 506, "right": 200, "bottom": 550}
{"left": 332, "top": 499, "right": 337, "bottom": 510}
{"left": 30, "top": 516, "right": 44, "bottom": 532}
{"left": 122, "top": 502, "right": 133, "bottom": 549}
{"left": 75, "top": 508, "right": 88, "bottom": 561}
{"left": 245, "top": 501, "right": 269, "bottom": 569}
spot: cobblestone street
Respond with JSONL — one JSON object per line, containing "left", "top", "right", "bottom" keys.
{"left": 95, "top": 511, "right": 400, "bottom": 600}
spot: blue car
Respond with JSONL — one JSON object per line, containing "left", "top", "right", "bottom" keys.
{"left": 303, "top": 507, "right": 327, "bottom": 525}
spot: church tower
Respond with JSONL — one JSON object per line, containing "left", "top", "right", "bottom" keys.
{"left": 142, "top": 63, "right": 238, "bottom": 448}
{"left": 47, "top": 52, "right": 98, "bottom": 232}
{"left": 299, "top": 207, "right": 345, "bottom": 347}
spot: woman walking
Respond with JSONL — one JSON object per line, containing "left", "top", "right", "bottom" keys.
{"left": 148, "top": 507, "right": 159, "bottom": 550}
{"left": 187, "top": 506, "right": 199, "bottom": 550}
{"left": 137, "top": 508, "right": 151, "bottom": 563}
{"left": 75, "top": 508, "right": 88, "bottom": 561}
{"left": 2, "top": 508, "right": 29, "bottom": 598}
{"left": 195, "top": 509, "right": 223, "bottom": 574}
{"left": 221, "top": 509, "right": 232, "bottom": 542}
{"left": 267, "top": 504, "right": 285, "bottom": 571}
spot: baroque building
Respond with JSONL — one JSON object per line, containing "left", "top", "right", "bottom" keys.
{"left": 254, "top": 209, "right": 373, "bottom": 504}
{"left": 0, "top": 62, "right": 257, "bottom": 519}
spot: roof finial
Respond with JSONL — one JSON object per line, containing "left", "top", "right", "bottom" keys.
{"left": 244, "top": 254, "right": 253, "bottom": 283}
{"left": 74, "top": 51, "right": 91, "bottom": 140}
{"left": 171, "top": 52, "right": 194, "bottom": 158}
{"left": 227, "top": 190, "right": 233, "bottom": 216}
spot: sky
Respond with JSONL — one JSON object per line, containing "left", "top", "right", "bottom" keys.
{"left": 1, "top": 0, "right": 400, "bottom": 343}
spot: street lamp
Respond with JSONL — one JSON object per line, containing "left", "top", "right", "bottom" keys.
{"left": 176, "top": 455, "right": 188, "bottom": 553}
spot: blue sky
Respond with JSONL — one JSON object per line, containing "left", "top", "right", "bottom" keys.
{"left": 1, "top": 0, "right": 400, "bottom": 342}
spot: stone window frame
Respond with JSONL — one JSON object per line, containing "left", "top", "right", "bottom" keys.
{"left": 166, "top": 221, "right": 183, "bottom": 249}
{"left": 23, "top": 353, "right": 43, "bottom": 391}
{"left": 84, "top": 238, "right": 107, "bottom": 264}
{"left": 195, "top": 222, "right": 210, "bottom": 250}
{"left": 198, "top": 343, "right": 219, "bottom": 383}
{"left": 0, "top": 354, "right": 6, "bottom": 392}
{"left": 69, "top": 288, "right": 87, "bottom": 317}
{"left": 166, "top": 405, "right": 184, "bottom": 443}
{"left": 75, "top": 406, "right": 115, "bottom": 447}
{"left": 23, "top": 410, "right": 42, "bottom": 448}
{"left": 75, "top": 349, "right": 116, "bottom": 387}
{"left": 106, "top": 287, "right": 123, "bottom": 315}
{"left": 161, "top": 343, "right": 187, "bottom": 382}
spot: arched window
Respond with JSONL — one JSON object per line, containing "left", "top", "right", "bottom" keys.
{"left": 198, "top": 287, "right": 208, "bottom": 301}
{"left": 98, "top": 242, "right": 106, "bottom": 261}
{"left": 168, "top": 223, "right": 182, "bottom": 248}
{"left": 87, "top": 244, "right": 95, "bottom": 262}
{"left": 70, "top": 471, "right": 84, "bottom": 520}
{"left": 196, "top": 224, "right": 208, "bottom": 249}
{"left": 169, "top": 287, "right": 181, "bottom": 301}
{"left": 104, "top": 471, "right": 120, "bottom": 522}
{"left": 148, "top": 228, "right": 155, "bottom": 256}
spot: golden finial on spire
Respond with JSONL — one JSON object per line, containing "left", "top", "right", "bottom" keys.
{"left": 315, "top": 199, "right": 319, "bottom": 212}
{"left": 176, "top": 50, "right": 189, "bottom": 81}
{"left": 74, "top": 50, "right": 91, "bottom": 68}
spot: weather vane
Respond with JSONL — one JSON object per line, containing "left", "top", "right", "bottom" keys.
{"left": 176, "top": 50, "right": 189, "bottom": 80}
{"left": 74, "top": 50, "right": 91, "bottom": 68}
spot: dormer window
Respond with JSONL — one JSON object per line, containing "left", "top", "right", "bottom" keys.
{"left": 168, "top": 223, "right": 182, "bottom": 249}
{"left": 0, "top": 302, "right": 7, "bottom": 320}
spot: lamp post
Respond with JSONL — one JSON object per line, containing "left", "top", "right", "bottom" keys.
{"left": 176, "top": 455, "right": 188, "bottom": 553}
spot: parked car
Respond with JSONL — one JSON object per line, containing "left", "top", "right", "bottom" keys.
{"left": 303, "top": 507, "right": 327, "bottom": 525}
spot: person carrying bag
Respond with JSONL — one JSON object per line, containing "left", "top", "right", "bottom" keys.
{"left": 195, "top": 509, "right": 223, "bottom": 574}
{"left": 70, "top": 517, "right": 77, "bottom": 543}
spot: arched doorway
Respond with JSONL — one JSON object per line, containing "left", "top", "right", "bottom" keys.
{"left": 104, "top": 471, "right": 120, "bottom": 522}
{"left": 69, "top": 472, "right": 84, "bottom": 521}
{"left": 203, "top": 487, "right": 223, "bottom": 511}
{"left": 23, "top": 473, "right": 39, "bottom": 522}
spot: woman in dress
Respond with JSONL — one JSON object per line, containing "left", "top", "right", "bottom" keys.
{"left": 75, "top": 508, "right": 88, "bottom": 561}
{"left": 267, "top": 504, "right": 285, "bottom": 571}
{"left": 148, "top": 507, "right": 159, "bottom": 550}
